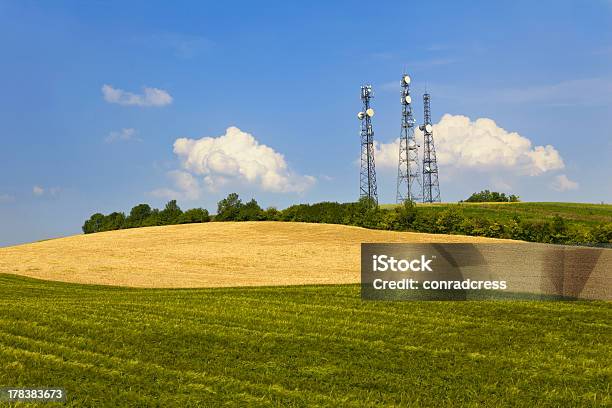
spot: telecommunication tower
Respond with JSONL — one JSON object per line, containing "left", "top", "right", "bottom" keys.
{"left": 420, "top": 93, "right": 441, "bottom": 203}
{"left": 396, "top": 74, "right": 421, "bottom": 203}
{"left": 358, "top": 85, "right": 378, "bottom": 204}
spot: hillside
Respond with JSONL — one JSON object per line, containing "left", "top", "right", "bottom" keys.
{"left": 0, "top": 275, "right": 609, "bottom": 406}
{"left": 381, "top": 202, "right": 612, "bottom": 228}
{"left": 0, "top": 221, "right": 512, "bottom": 288}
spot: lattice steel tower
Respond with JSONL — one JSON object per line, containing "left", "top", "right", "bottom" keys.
{"left": 420, "top": 93, "right": 441, "bottom": 203}
{"left": 358, "top": 85, "right": 378, "bottom": 204}
{"left": 396, "top": 74, "right": 421, "bottom": 203}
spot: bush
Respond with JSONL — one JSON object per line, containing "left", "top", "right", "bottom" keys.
{"left": 179, "top": 208, "right": 210, "bottom": 224}
{"left": 127, "top": 204, "right": 152, "bottom": 228}
{"left": 589, "top": 223, "right": 612, "bottom": 244}
{"left": 263, "top": 207, "right": 280, "bottom": 221}
{"left": 82, "top": 213, "right": 105, "bottom": 234}
{"left": 394, "top": 200, "right": 417, "bottom": 230}
{"left": 435, "top": 207, "right": 464, "bottom": 234}
{"left": 237, "top": 199, "right": 264, "bottom": 221}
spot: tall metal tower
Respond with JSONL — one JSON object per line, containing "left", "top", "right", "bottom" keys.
{"left": 420, "top": 93, "right": 441, "bottom": 203}
{"left": 396, "top": 74, "right": 421, "bottom": 203}
{"left": 358, "top": 85, "right": 378, "bottom": 204}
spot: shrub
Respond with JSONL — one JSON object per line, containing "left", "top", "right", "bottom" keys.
{"left": 179, "top": 208, "right": 210, "bottom": 224}
{"left": 237, "top": 199, "right": 264, "bottom": 221}
{"left": 435, "top": 207, "right": 464, "bottom": 234}
{"left": 589, "top": 223, "right": 612, "bottom": 244}
{"left": 394, "top": 200, "right": 417, "bottom": 230}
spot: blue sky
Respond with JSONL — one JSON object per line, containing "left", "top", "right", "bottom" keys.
{"left": 0, "top": 0, "right": 611, "bottom": 246}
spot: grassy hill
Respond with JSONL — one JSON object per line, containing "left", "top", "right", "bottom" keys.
{"left": 381, "top": 202, "right": 612, "bottom": 229}
{"left": 0, "top": 274, "right": 609, "bottom": 406}
{"left": 0, "top": 221, "right": 508, "bottom": 288}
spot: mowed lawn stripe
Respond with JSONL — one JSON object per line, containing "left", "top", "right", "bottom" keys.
{"left": 0, "top": 275, "right": 610, "bottom": 406}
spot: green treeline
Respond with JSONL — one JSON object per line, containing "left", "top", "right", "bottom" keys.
{"left": 83, "top": 194, "right": 612, "bottom": 245}
{"left": 464, "top": 190, "right": 520, "bottom": 203}
{"left": 82, "top": 200, "right": 210, "bottom": 233}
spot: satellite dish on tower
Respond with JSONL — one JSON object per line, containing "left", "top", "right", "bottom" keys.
{"left": 403, "top": 75, "right": 411, "bottom": 85}
{"left": 404, "top": 95, "right": 412, "bottom": 104}
{"left": 357, "top": 112, "right": 365, "bottom": 120}
{"left": 425, "top": 124, "right": 433, "bottom": 133}
{"left": 366, "top": 108, "right": 375, "bottom": 117}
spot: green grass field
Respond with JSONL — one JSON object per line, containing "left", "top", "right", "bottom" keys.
{"left": 1, "top": 274, "right": 610, "bottom": 407}
{"left": 381, "top": 202, "right": 612, "bottom": 229}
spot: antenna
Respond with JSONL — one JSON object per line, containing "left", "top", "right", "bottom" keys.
{"left": 396, "top": 73, "right": 422, "bottom": 203}
{"left": 420, "top": 93, "right": 441, "bottom": 203}
{"left": 358, "top": 84, "right": 378, "bottom": 205}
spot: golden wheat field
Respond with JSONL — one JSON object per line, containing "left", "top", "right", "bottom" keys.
{"left": 0, "top": 221, "right": 515, "bottom": 288}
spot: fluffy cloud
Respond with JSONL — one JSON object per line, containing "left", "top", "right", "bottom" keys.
{"left": 172, "top": 126, "right": 315, "bottom": 193}
{"left": 102, "top": 84, "right": 173, "bottom": 107}
{"left": 375, "top": 114, "right": 565, "bottom": 176}
{"left": 32, "top": 185, "right": 44, "bottom": 196}
{"left": 550, "top": 174, "right": 579, "bottom": 192}
{"left": 105, "top": 128, "right": 140, "bottom": 143}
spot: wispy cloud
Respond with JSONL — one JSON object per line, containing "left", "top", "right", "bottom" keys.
{"left": 149, "top": 170, "right": 202, "bottom": 201}
{"left": 550, "top": 174, "right": 579, "bottom": 192}
{"left": 426, "top": 44, "right": 448, "bottom": 52}
{"left": 133, "top": 32, "right": 213, "bottom": 59}
{"left": 33, "top": 185, "right": 60, "bottom": 197}
{"left": 0, "top": 193, "right": 14, "bottom": 203}
{"left": 499, "top": 78, "right": 612, "bottom": 106}
{"left": 105, "top": 128, "right": 141, "bottom": 143}
{"left": 102, "top": 84, "right": 173, "bottom": 107}
{"left": 423, "top": 77, "right": 612, "bottom": 107}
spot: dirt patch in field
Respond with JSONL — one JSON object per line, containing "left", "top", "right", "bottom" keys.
{"left": 0, "top": 222, "right": 516, "bottom": 288}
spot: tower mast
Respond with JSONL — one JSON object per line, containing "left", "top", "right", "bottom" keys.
{"left": 358, "top": 85, "right": 378, "bottom": 205}
{"left": 396, "top": 74, "right": 421, "bottom": 203}
{"left": 420, "top": 93, "right": 441, "bottom": 203}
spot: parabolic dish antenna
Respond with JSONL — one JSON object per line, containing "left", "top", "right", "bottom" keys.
{"left": 425, "top": 124, "right": 433, "bottom": 133}
{"left": 404, "top": 95, "right": 412, "bottom": 104}
{"left": 357, "top": 112, "right": 365, "bottom": 120}
{"left": 366, "top": 108, "right": 375, "bottom": 117}
{"left": 403, "top": 75, "right": 411, "bottom": 85}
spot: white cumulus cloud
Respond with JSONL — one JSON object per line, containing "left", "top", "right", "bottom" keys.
{"left": 550, "top": 174, "right": 579, "bottom": 192}
{"left": 172, "top": 126, "right": 315, "bottom": 193}
{"left": 375, "top": 114, "right": 565, "bottom": 176}
{"left": 102, "top": 84, "right": 173, "bottom": 107}
{"left": 32, "top": 185, "right": 44, "bottom": 196}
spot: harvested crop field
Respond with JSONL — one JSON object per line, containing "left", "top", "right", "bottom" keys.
{"left": 0, "top": 221, "right": 513, "bottom": 288}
